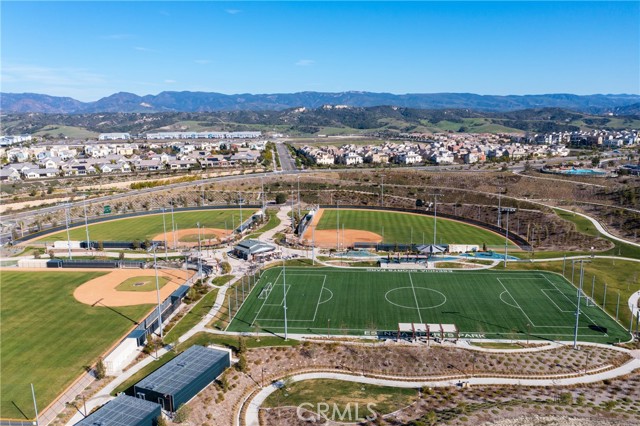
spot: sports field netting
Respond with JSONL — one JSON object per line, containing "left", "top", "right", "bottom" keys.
{"left": 227, "top": 267, "right": 630, "bottom": 344}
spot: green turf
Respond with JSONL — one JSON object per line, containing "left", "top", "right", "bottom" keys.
{"left": 115, "top": 276, "right": 170, "bottom": 292}
{"left": 164, "top": 288, "right": 220, "bottom": 343}
{"left": 0, "top": 271, "right": 152, "bottom": 420}
{"left": 38, "top": 209, "right": 249, "bottom": 242}
{"left": 316, "top": 209, "right": 515, "bottom": 249}
{"left": 228, "top": 267, "right": 629, "bottom": 344}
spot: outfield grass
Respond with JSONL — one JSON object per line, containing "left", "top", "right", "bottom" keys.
{"left": 228, "top": 267, "right": 629, "bottom": 344}
{"left": 115, "top": 276, "right": 170, "bottom": 292}
{"left": 264, "top": 379, "right": 417, "bottom": 418}
{"left": 38, "top": 209, "right": 248, "bottom": 242}
{"left": 0, "top": 271, "right": 152, "bottom": 419}
{"left": 316, "top": 209, "right": 515, "bottom": 249}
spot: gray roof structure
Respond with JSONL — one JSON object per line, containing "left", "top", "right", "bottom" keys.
{"left": 74, "top": 394, "right": 160, "bottom": 426}
{"left": 135, "top": 345, "right": 228, "bottom": 395}
{"left": 234, "top": 239, "right": 276, "bottom": 256}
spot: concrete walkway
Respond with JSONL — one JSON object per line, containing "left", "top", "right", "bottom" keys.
{"left": 243, "top": 356, "right": 640, "bottom": 426}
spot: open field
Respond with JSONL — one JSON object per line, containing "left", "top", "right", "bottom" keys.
{"left": 309, "top": 209, "right": 516, "bottom": 249}
{"left": 264, "top": 379, "right": 418, "bottom": 417}
{"left": 0, "top": 271, "right": 152, "bottom": 420}
{"left": 37, "top": 209, "right": 248, "bottom": 242}
{"left": 228, "top": 267, "right": 630, "bottom": 344}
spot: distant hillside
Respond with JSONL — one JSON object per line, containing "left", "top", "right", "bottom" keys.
{"left": 2, "top": 91, "right": 639, "bottom": 114}
{"left": 3, "top": 107, "right": 639, "bottom": 137}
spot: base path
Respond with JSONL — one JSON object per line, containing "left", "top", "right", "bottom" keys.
{"left": 73, "top": 268, "right": 193, "bottom": 307}
{"left": 302, "top": 208, "right": 382, "bottom": 248}
{"left": 153, "top": 227, "right": 231, "bottom": 247}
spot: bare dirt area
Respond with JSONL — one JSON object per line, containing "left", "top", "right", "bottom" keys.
{"left": 73, "top": 268, "right": 193, "bottom": 307}
{"left": 153, "top": 227, "right": 231, "bottom": 247}
{"left": 301, "top": 208, "right": 382, "bottom": 248}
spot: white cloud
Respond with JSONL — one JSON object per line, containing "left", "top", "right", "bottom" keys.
{"left": 194, "top": 59, "right": 213, "bottom": 64}
{"left": 225, "top": 9, "right": 241, "bottom": 15}
{"left": 0, "top": 64, "right": 108, "bottom": 100}
{"left": 164, "top": 79, "right": 177, "bottom": 84}
{"left": 295, "top": 59, "right": 315, "bottom": 67}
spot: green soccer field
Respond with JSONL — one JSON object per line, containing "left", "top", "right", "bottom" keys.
{"left": 0, "top": 271, "right": 152, "bottom": 420}
{"left": 316, "top": 209, "right": 515, "bottom": 249}
{"left": 228, "top": 267, "right": 630, "bottom": 344}
{"left": 37, "top": 209, "right": 249, "bottom": 242}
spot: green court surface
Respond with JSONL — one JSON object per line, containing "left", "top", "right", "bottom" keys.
{"left": 228, "top": 267, "right": 629, "bottom": 344}
{"left": 0, "top": 271, "right": 152, "bottom": 420}
{"left": 316, "top": 209, "right": 515, "bottom": 248}
{"left": 38, "top": 209, "right": 249, "bottom": 242}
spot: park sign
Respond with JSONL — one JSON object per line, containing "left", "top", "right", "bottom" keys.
{"left": 104, "top": 205, "right": 112, "bottom": 214}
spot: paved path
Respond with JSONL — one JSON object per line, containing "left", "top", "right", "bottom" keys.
{"left": 243, "top": 356, "right": 640, "bottom": 426}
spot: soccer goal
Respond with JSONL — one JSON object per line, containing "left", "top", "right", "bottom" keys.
{"left": 258, "top": 283, "right": 273, "bottom": 300}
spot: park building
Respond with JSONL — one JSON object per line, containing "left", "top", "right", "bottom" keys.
{"left": 133, "top": 345, "right": 231, "bottom": 412}
{"left": 74, "top": 394, "right": 161, "bottom": 426}
{"left": 232, "top": 239, "right": 279, "bottom": 261}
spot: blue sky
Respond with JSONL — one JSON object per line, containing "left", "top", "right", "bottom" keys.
{"left": 1, "top": 1, "right": 639, "bottom": 101}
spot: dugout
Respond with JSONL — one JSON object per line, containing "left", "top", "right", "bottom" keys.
{"left": 133, "top": 345, "right": 231, "bottom": 412}
{"left": 74, "top": 394, "right": 161, "bottom": 426}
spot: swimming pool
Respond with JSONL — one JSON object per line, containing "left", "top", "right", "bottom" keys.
{"left": 558, "top": 168, "right": 606, "bottom": 176}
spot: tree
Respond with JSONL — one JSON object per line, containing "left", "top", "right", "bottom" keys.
{"left": 97, "top": 241, "right": 104, "bottom": 251}
{"left": 482, "top": 242, "right": 487, "bottom": 252}
{"left": 416, "top": 198, "right": 424, "bottom": 207}
{"left": 220, "top": 261, "right": 232, "bottom": 274}
{"left": 173, "top": 404, "right": 191, "bottom": 423}
{"left": 156, "top": 416, "right": 168, "bottom": 426}
{"left": 275, "top": 193, "right": 287, "bottom": 204}
{"left": 33, "top": 250, "right": 41, "bottom": 259}
{"left": 95, "top": 358, "right": 106, "bottom": 380}
{"left": 118, "top": 252, "right": 125, "bottom": 261}
{"left": 236, "top": 354, "right": 248, "bottom": 372}
{"left": 49, "top": 250, "right": 55, "bottom": 259}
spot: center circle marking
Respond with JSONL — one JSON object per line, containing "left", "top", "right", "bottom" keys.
{"left": 384, "top": 287, "right": 447, "bottom": 310}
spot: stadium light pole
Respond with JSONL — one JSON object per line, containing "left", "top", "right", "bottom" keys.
{"left": 497, "top": 189, "right": 502, "bottom": 227}
{"left": 336, "top": 200, "right": 340, "bottom": 250}
{"left": 170, "top": 204, "right": 176, "bottom": 249}
{"left": 162, "top": 207, "right": 168, "bottom": 261}
{"left": 239, "top": 192, "right": 243, "bottom": 235}
{"left": 430, "top": 194, "right": 442, "bottom": 246}
{"left": 283, "top": 257, "right": 288, "bottom": 341}
{"left": 31, "top": 383, "right": 40, "bottom": 426}
{"left": 381, "top": 175, "right": 384, "bottom": 207}
{"left": 573, "top": 260, "right": 589, "bottom": 349}
{"left": 83, "top": 200, "right": 90, "bottom": 252}
{"left": 148, "top": 243, "right": 164, "bottom": 340}
{"left": 65, "top": 204, "right": 72, "bottom": 260}
{"left": 503, "top": 209, "right": 511, "bottom": 268}
{"left": 197, "top": 222, "right": 202, "bottom": 276}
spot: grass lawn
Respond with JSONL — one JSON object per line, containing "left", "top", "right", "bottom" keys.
{"left": 244, "top": 213, "right": 282, "bottom": 239}
{"left": 508, "top": 258, "right": 640, "bottom": 332}
{"left": 164, "top": 288, "right": 220, "bottom": 343}
{"left": 316, "top": 209, "right": 515, "bottom": 249}
{"left": 264, "top": 379, "right": 417, "bottom": 419}
{"left": 228, "top": 267, "right": 629, "bottom": 343}
{"left": 552, "top": 208, "right": 640, "bottom": 259}
{"left": 115, "top": 276, "right": 170, "bottom": 292}
{"left": 38, "top": 209, "right": 248, "bottom": 242}
{"left": 0, "top": 271, "right": 152, "bottom": 419}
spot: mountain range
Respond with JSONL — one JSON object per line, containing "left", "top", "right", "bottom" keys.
{"left": 2, "top": 91, "right": 639, "bottom": 114}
